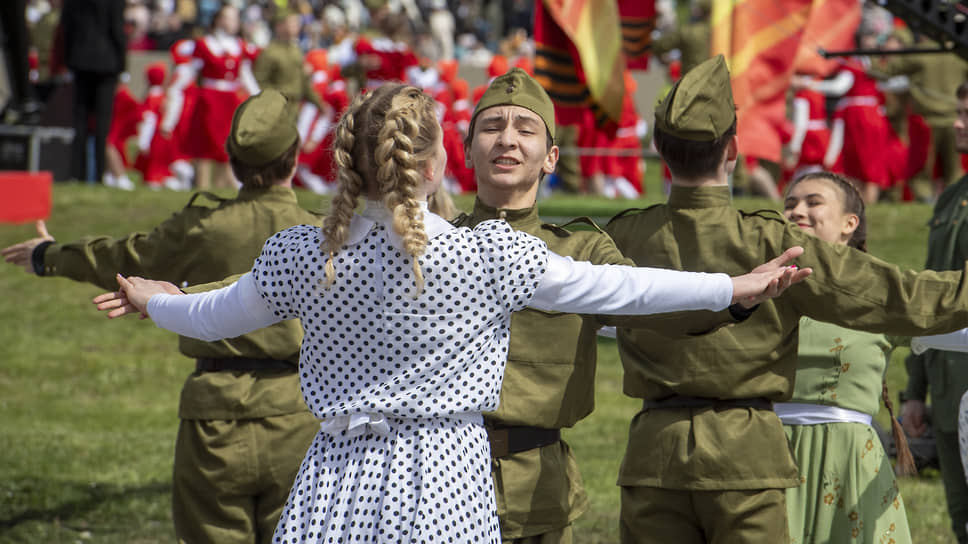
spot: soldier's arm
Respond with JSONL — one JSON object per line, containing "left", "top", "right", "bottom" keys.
{"left": 251, "top": 49, "right": 274, "bottom": 89}
{"left": 650, "top": 29, "right": 681, "bottom": 58}
{"left": 783, "top": 224, "right": 968, "bottom": 336}
{"left": 36, "top": 206, "right": 201, "bottom": 291}
{"left": 182, "top": 273, "right": 244, "bottom": 293}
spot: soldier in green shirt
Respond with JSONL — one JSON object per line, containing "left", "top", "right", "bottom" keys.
{"left": 456, "top": 68, "right": 789, "bottom": 543}
{"left": 651, "top": 0, "right": 711, "bottom": 75}
{"left": 878, "top": 38, "right": 968, "bottom": 200}
{"left": 604, "top": 55, "right": 968, "bottom": 543}
{"left": 253, "top": 9, "right": 326, "bottom": 113}
{"left": 900, "top": 81, "right": 968, "bottom": 544}
{"left": 1, "top": 90, "right": 322, "bottom": 544}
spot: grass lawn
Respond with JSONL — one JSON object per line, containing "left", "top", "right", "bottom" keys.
{"left": 0, "top": 165, "right": 957, "bottom": 542}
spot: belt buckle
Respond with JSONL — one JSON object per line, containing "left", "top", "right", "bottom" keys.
{"left": 488, "top": 428, "right": 509, "bottom": 458}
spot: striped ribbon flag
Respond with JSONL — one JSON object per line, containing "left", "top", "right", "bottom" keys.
{"left": 712, "top": 0, "right": 860, "bottom": 163}
{"left": 534, "top": 0, "right": 630, "bottom": 127}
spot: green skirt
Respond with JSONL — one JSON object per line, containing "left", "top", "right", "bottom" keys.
{"left": 783, "top": 422, "right": 911, "bottom": 544}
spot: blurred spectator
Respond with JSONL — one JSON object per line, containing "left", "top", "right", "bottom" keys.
{"left": 125, "top": 2, "right": 156, "bottom": 51}
{"left": 62, "top": 0, "right": 127, "bottom": 182}
{"left": 427, "top": 0, "right": 454, "bottom": 60}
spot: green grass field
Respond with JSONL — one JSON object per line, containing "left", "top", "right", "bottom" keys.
{"left": 0, "top": 168, "right": 957, "bottom": 542}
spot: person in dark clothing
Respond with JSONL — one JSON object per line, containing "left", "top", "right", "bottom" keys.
{"left": 61, "top": 0, "right": 126, "bottom": 182}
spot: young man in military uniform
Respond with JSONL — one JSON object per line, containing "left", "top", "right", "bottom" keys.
{"left": 604, "top": 56, "right": 968, "bottom": 543}
{"left": 253, "top": 9, "right": 326, "bottom": 114}
{"left": 456, "top": 68, "right": 802, "bottom": 543}
{"left": 1, "top": 90, "right": 321, "bottom": 544}
{"left": 900, "top": 81, "right": 968, "bottom": 544}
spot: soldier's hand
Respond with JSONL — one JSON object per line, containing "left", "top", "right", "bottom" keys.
{"left": 731, "top": 246, "right": 812, "bottom": 307}
{"left": 1, "top": 220, "right": 54, "bottom": 273}
{"left": 901, "top": 400, "right": 928, "bottom": 438}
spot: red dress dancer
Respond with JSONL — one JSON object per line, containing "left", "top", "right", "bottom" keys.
{"left": 106, "top": 79, "right": 141, "bottom": 169}
{"left": 297, "top": 59, "right": 350, "bottom": 192}
{"left": 603, "top": 73, "right": 645, "bottom": 198}
{"left": 354, "top": 36, "right": 417, "bottom": 90}
{"left": 831, "top": 58, "right": 892, "bottom": 198}
{"left": 788, "top": 87, "right": 834, "bottom": 178}
{"left": 134, "top": 62, "right": 175, "bottom": 187}
{"left": 184, "top": 31, "right": 259, "bottom": 163}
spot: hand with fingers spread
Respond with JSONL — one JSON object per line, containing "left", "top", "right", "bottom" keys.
{"left": 1, "top": 220, "right": 54, "bottom": 273}
{"left": 730, "top": 246, "right": 813, "bottom": 308}
{"left": 93, "top": 274, "right": 183, "bottom": 319}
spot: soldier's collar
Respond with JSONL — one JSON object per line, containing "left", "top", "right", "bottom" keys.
{"left": 472, "top": 197, "right": 540, "bottom": 229}
{"left": 235, "top": 184, "right": 298, "bottom": 202}
{"left": 667, "top": 184, "right": 732, "bottom": 209}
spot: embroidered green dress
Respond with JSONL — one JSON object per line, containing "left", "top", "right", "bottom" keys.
{"left": 781, "top": 317, "right": 911, "bottom": 544}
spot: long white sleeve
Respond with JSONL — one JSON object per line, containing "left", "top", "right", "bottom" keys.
{"left": 239, "top": 60, "right": 260, "bottom": 96}
{"left": 807, "top": 70, "right": 854, "bottom": 96}
{"left": 297, "top": 103, "right": 318, "bottom": 142}
{"left": 137, "top": 111, "right": 157, "bottom": 151}
{"left": 912, "top": 329, "right": 968, "bottom": 355}
{"left": 824, "top": 118, "right": 845, "bottom": 168}
{"left": 161, "top": 63, "right": 197, "bottom": 132}
{"left": 146, "top": 273, "right": 281, "bottom": 341}
{"left": 529, "top": 253, "right": 732, "bottom": 315}
{"left": 789, "top": 97, "right": 810, "bottom": 155}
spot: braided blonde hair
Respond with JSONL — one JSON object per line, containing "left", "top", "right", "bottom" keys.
{"left": 321, "top": 84, "right": 441, "bottom": 297}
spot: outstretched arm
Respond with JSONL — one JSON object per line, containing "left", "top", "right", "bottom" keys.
{"left": 93, "top": 272, "right": 281, "bottom": 340}
{"left": 529, "top": 246, "right": 811, "bottom": 315}
{"left": 1, "top": 220, "right": 54, "bottom": 273}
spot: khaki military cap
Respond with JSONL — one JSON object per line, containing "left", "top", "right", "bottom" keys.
{"left": 654, "top": 54, "right": 736, "bottom": 142}
{"left": 226, "top": 90, "right": 298, "bottom": 167}
{"left": 471, "top": 67, "right": 556, "bottom": 140}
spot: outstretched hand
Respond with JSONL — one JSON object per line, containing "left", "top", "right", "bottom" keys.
{"left": 92, "top": 274, "right": 183, "bottom": 319}
{"left": 731, "top": 247, "right": 813, "bottom": 307}
{"left": 1, "top": 220, "right": 54, "bottom": 273}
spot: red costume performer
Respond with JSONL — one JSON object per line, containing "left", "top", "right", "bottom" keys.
{"left": 134, "top": 62, "right": 174, "bottom": 187}
{"left": 163, "top": 31, "right": 259, "bottom": 163}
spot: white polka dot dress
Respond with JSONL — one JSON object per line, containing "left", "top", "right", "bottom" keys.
{"left": 250, "top": 211, "right": 548, "bottom": 543}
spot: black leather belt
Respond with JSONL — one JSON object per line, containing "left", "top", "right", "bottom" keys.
{"left": 487, "top": 426, "right": 562, "bottom": 458}
{"left": 643, "top": 395, "right": 773, "bottom": 411}
{"left": 195, "top": 358, "right": 295, "bottom": 372}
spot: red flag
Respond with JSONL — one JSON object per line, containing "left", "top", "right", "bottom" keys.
{"left": 794, "top": 0, "right": 862, "bottom": 77}
{"left": 0, "top": 171, "right": 52, "bottom": 223}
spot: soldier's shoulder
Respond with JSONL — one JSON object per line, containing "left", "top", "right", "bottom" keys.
{"left": 540, "top": 216, "right": 607, "bottom": 238}
{"left": 738, "top": 207, "right": 788, "bottom": 224}
{"left": 451, "top": 212, "right": 472, "bottom": 228}
{"left": 605, "top": 204, "right": 665, "bottom": 227}
{"left": 183, "top": 191, "right": 230, "bottom": 210}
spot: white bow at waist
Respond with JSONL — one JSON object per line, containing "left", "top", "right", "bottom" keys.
{"left": 318, "top": 411, "right": 484, "bottom": 437}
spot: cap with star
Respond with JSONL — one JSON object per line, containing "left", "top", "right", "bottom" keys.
{"left": 470, "top": 67, "right": 556, "bottom": 140}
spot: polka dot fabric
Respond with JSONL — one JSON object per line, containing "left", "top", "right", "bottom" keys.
{"left": 250, "top": 218, "right": 548, "bottom": 543}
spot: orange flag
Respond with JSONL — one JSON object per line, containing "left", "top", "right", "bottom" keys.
{"left": 713, "top": 0, "right": 811, "bottom": 163}
{"left": 794, "top": 0, "right": 862, "bottom": 77}
{"left": 712, "top": 0, "right": 862, "bottom": 163}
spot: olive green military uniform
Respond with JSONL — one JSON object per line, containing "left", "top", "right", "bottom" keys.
{"left": 39, "top": 185, "right": 321, "bottom": 543}
{"left": 462, "top": 68, "right": 741, "bottom": 543}
{"left": 455, "top": 201, "right": 624, "bottom": 542}
{"left": 903, "top": 175, "right": 968, "bottom": 544}
{"left": 252, "top": 39, "right": 324, "bottom": 111}
{"left": 34, "top": 91, "right": 322, "bottom": 544}
{"left": 882, "top": 48, "right": 968, "bottom": 196}
{"left": 456, "top": 199, "right": 743, "bottom": 543}
{"left": 605, "top": 55, "right": 968, "bottom": 544}
{"left": 651, "top": 21, "right": 710, "bottom": 76}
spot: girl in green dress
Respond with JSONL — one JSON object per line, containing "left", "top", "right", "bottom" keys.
{"left": 780, "top": 171, "right": 912, "bottom": 544}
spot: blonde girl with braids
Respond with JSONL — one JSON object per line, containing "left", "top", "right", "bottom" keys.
{"left": 93, "top": 83, "right": 811, "bottom": 543}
